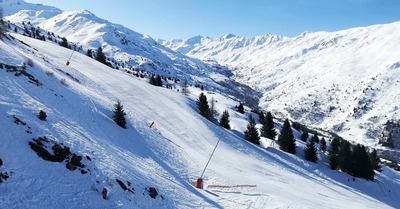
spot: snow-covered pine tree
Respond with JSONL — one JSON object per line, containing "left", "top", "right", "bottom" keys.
{"left": 278, "top": 119, "right": 296, "bottom": 154}
{"left": 304, "top": 140, "right": 318, "bottom": 162}
{"left": 112, "top": 100, "right": 127, "bottom": 129}
{"left": 244, "top": 114, "right": 260, "bottom": 144}
{"left": 260, "top": 111, "right": 276, "bottom": 140}
{"left": 220, "top": 109, "right": 231, "bottom": 129}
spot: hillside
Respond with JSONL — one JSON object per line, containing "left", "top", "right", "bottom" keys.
{"left": 0, "top": 27, "right": 399, "bottom": 208}
{"left": 2, "top": 0, "right": 259, "bottom": 107}
{"left": 161, "top": 23, "right": 400, "bottom": 150}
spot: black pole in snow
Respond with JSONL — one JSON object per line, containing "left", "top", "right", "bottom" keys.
{"left": 197, "top": 133, "right": 223, "bottom": 188}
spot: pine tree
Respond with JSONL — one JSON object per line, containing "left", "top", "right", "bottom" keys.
{"left": 95, "top": 47, "right": 107, "bottom": 65}
{"left": 320, "top": 137, "right": 327, "bottom": 151}
{"left": 369, "top": 149, "right": 382, "bottom": 172}
{"left": 0, "top": 8, "right": 8, "bottom": 38}
{"left": 300, "top": 130, "right": 309, "bottom": 142}
{"left": 220, "top": 109, "right": 231, "bottom": 129}
{"left": 237, "top": 103, "right": 244, "bottom": 114}
{"left": 310, "top": 133, "right": 320, "bottom": 143}
{"left": 244, "top": 114, "right": 260, "bottom": 144}
{"left": 328, "top": 137, "right": 340, "bottom": 170}
{"left": 330, "top": 138, "right": 341, "bottom": 153}
{"left": 304, "top": 140, "right": 318, "bottom": 162}
{"left": 38, "top": 110, "right": 47, "bottom": 121}
{"left": 59, "top": 37, "right": 69, "bottom": 48}
{"left": 149, "top": 75, "right": 156, "bottom": 85}
{"left": 260, "top": 111, "right": 276, "bottom": 140}
{"left": 338, "top": 140, "right": 354, "bottom": 175}
{"left": 278, "top": 119, "right": 296, "bottom": 154}
{"left": 196, "top": 93, "right": 211, "bottom": 120}
{"left": 112, "top": 100, "right": 127, "bottom": 128}
{"left": 155, "top": 75, "right": 163, "bottom": 87}
{"left": 182, "top": 78, "right": 189, "bottom": 96}
{"left": 86, "top": 49, "right": 93, "bottom": 58}
{"left": 329, "top": 151, "right": 339, "bottom": 170}
{"left": 258, "top": 111, "right": 265, "bottom": 124}
{"left": 209, "top": 97, "right": 216, "bottom": 120}
{"left": 352, "top": 144, "right": 374, "bottom": 180}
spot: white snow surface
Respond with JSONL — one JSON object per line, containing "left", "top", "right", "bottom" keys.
{"left": 162, "top": 23, "right": 400, "bottom": 148}
{"left": 0, "top": 31, "right": 399, "bottom": 208}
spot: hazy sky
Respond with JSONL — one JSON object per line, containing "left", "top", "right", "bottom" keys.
{"left": 25, "top": 0, "right": 400, "bottom": 40}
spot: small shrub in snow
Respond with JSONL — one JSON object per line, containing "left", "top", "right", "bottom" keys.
{"left": 45, "top": 71, "right": 54, "bottom": 77}
{"left": 38, "top": 110, "right": 47, "bottom": 121}
{"left": 60, "top": 78, "right": 67, "bottom": 86}
{"left": 27, "top": 58, "right": 34, "bottom": 67}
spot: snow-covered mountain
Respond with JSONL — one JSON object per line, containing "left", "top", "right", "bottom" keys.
{"left": 1, "top": 0, "right": 259, "bottom": 106}
{"left": 161, "top": 23, "right": 400, "bottom": 149}
{"left": 1, "top": 25, "right": 400, "bottom": 209}
{"left": 1, "top": 1, "right": 400, "bottom": 208}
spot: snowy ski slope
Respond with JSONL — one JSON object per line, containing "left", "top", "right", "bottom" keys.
{"left": 0, "top": 31, "right": 399, "bottom": 208}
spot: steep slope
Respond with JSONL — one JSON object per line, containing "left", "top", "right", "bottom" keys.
{"left": 2, "top": 0, "right": 259, "bottom": 106}
{"left": 0, "top": 31, "right": 399, "bottom": 208}
{"left": 162, "top": 23, "right": 400, "bottom": 148}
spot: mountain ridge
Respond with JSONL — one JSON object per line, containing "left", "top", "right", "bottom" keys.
{"left": 162, "top": 21, "right": 400, "bottom": 150}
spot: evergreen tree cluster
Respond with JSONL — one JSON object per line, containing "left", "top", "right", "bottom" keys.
{"left": 59, "top": 37, "right": 69, "bottom": 48}
{"left": 149, "top": 75, "right": 163, "bottom": 87}
{"left": 328, "top": 138, "right": 380, "bottom": 180}
{"left": 278, "top": 119, "right": 296, "bottom": 154}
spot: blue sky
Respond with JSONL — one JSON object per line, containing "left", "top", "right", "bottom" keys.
{"left": 25, "top": 0, "right": 400, "bottom": 40}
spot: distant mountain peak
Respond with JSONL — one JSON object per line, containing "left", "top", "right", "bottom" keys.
{"left": 223, "top": 33, "right": 236, "bottom": 39}
{"left": 0, "top": 0, "right": 61, "bottom": 16}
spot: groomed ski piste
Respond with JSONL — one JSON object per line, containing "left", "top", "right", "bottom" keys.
{"left": 0, "top": 33, "right": 399, "bottom": 208}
